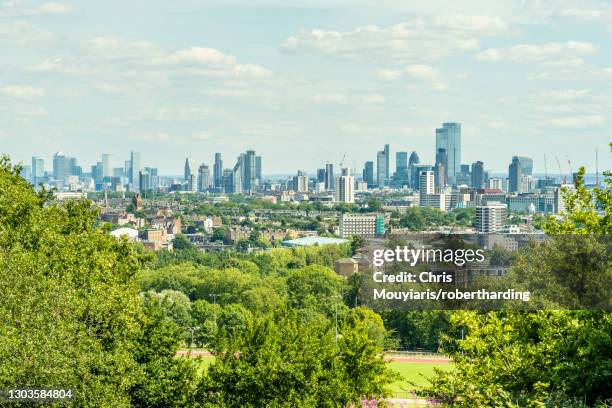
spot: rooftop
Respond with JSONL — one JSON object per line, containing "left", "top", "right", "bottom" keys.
{"left": 282, "top": 236, "right": 348, "bottom": 247}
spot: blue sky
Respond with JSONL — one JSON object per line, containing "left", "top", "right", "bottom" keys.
{"left": 1, "top": 0, "right": 611, "bottom": 175}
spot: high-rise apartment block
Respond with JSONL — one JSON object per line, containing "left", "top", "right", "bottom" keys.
{"left": 476, "top": 201, "right": 507, "bottom": 233}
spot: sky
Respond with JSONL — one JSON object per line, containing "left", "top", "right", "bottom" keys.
{"left": 1, "top": 0, "right": 611, "bottom": 175}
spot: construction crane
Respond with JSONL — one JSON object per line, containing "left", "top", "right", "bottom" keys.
{"left": 566, "top": 155, "right": 573, "bottom": 183}
{"left": 543, "top": 154, "right": 548, "bottom": 180}
{"left": 339, "top": 152, "right": 346, "bottom": 169}
{"left": 555, "top": 156, "right": 566, "bottom": 184}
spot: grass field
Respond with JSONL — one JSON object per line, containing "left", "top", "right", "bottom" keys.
{"left": 192, "top": 355, "right": 450, "bottom": 393}
{"left": 387, "top": 360, "right": 450, "bottom": 392}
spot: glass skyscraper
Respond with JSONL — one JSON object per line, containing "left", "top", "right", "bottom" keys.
{"left": 435, "top": 122, "right": 461, "bottom": 185}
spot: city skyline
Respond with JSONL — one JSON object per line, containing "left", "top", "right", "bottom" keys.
{"left": 1, "top": 0, "right": 612, "bottom": 173}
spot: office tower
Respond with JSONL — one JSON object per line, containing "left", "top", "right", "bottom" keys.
{"left": 475, "top": 202, "right": 507, "bottom": 233}
{"left": 184, "top": 157, "right": 195, "bottom": 181}
{"left": 517, "top": 156, "right": 533, "bottom": 176}
{"left": 435, "top": 122, "right": 461, "bottom": 185}
{"left": 242, "top": 150, "right": 257, "bottom": 193}
{"left": 129, "top": 151, "right": 141, "bottom": 190}
{"left": 508, "top": 156, "right": 523, "bottom": 193}
{"left": 317, "top": 168, "right": 326, "bottom": 183}
{"left": 325, "top": 163, "right": 334, "bottom": 191}
{"left": 487, "top": 178, "right": 503, "bottom": 190}
{"left": 395, "top": 151, "right": 408, "bottom": 180}
{"left": 222, "top": 169, "right": 233, "bottom": 193}
{"left": 362, "top": 161, "right": 374, "bottom": 187}
{"left": 293, "top": 172, "right": 309, "bottom": 193}
{"left": 434, "top": 148, "right": 448, "bottom": 188}
{"left": 376, "top": 144, "right": 389, "bottom": 187}
{"left": 255, "top": 155, "right": 262, "bottom": 185}
{"left": 335, "top": 168, "right": 355, "bottom": 203}
{"left": 213, "top": 153, "right": 223, "bottom": 188}
{"left": 139, "top": 170, "right": 151, "bottom": 192}
{"left": 93, "top": 161, "right": 103, "bottom": 184}
{"left": 67, "top": 157, "right": 78, "bottom": 177}
{"left": 53, "top": 151, "right": 68, "bottom": 181}
{"left": 101, "top": 154, "right": 111, "bottom": 178}
{"left": 20, "top": 165, "right": 32, "bottom": 182}
{"left": 188, "top": 174, "right": 197, "bottom": 192}
{"left": 31, "top": 156, "right": 44, "bottom": 185}
{"left": 419, "top": 170, "right": 435, "bottom": 195}
{"left": 198, "top": 164, "right": 211, "bottom": 192}
{"left": 232, "top": 155, "right": 244, "bottom": 194}
{"left": 408, "top": 151, "right": 420, "bottom": 188}
{"left": 471, "top": 161, "right": 484, "bottom": 189}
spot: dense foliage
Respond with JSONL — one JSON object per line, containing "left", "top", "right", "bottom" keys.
{"left": 423, "top": 144, "right": 612, "bottom": 406}
{"left": 0, "top": 156, "right": 197, "bottom": 406}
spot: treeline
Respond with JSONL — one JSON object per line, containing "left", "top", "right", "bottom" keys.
{"left": 0, "top": 157, "right": 397, "bottom": 407}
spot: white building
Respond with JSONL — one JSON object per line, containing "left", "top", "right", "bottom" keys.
{"left": 335, "top": 168, "right": 355, "bottom": 203}
{"left": 419, "top": 170, "right": 435, "bottom": 195}
{"left": 339, "top": 213, "right": 383, "bottom": 238}
{"left": 475, "top": 201, "right": 507, "bottom": 233}
{"left": 294, "top": 175, "right": 309, "bottom": 193}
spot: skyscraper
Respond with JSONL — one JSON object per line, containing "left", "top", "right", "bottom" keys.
{"left": 244, "top": 150, "right": 257, "bottom": 193}
{"left": 317, "top": 168, "right": 326, "bottom": 183}
{"left": 434, "top": 148, "right": 448, "bottom": 188}
{"left": 139, "top": 170, "right": 151, "bottom": 192}
{"left": 101, "top": 154, "right": 111, "bottom": 178}
{"left": 233, "top": 155, "right": 244, "bottom": 194}
{"left": 129, "top": 151, "right": 141, "bottom": 191}
{"left": 184, "top": 157, "right": 195, "bottom": 182}
{"left": 335, "top": 168, "right": 355, "bottom": 203}
{"left": 362, "top": 161, "right": 374, "bottom": 187}
{"left": 408, "top": 151, "right": 420, "bottom": 189}
{"left": 31, "top": 156, "right": 44, "bottom": 185}
{"left": 222, "top": 169, "right": 233, "bottom": 193}
{"left": 255, "top": 155, "right": 262, "bottom": 185}
{"left": 376, "top": 144, "right": 389, "bottom": 187}
{"left": 395, "top": 151, "right": 408, "bottom": 181}
{"left": 419, "top": 170, "right": 435, "bottom": 195}
{"left": 508, "top": 156, "right": 523, "bottom": 193}
{"left": 435, "top": 123, "right": 461, "bottom": 185}
{"left": 325, "top": 163, "right": 334, "bottom": 191}
{"left": 53, "top": 152, "right": 68, "bottom": 182}
{"left": 198, "top": 164, "right": 211, "bottom": 192}
{"left": 293, "top": 172, "right": 309, "bottom": 193}
{"left": 213, "top": 153, "right": 223, "bottom": 188}
{"left": 517, "top": 156, "right": 533, "bottom": 176}
{"left": 471, "top": 161, "right": 485, "bottom": 189}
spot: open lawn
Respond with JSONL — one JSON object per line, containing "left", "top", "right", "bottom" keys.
{"left": 387, "top": 360, "right": 451, "bottom": 392}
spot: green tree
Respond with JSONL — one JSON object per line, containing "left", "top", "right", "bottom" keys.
{"left": 199, "top": 309, "right": 396, "bottom": 407}
{"left": 423, "top": 145, "right": 612, "bottom": 406}
{"left": 0, "top": 156, "right": 196, "bottom": 406}
{"left": 173, "top": 234, "right": 194, "bottom": 250}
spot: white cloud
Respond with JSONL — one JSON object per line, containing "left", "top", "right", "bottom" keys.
{"left": 476, "top": 41, "right": 597, "bottom": 63}
{"left": 549, "top": 114, "right": 606, "bottom": 129}
{"left": 34, "top": 2, "right": 73, "bottom": 14}
{"left": 531, "top": 89, "right": 592, "bottom": 101}
{"left": 0, "top": 20, "right": 56, "bottom": 46}
{"left": 0, "top": 1, "right": 72, "bottom": 17}
{"left": 378, "top": 64, "right": 449, "bottom": 91}
{"left": 0, "top": 85, "right": 46, "bottom": 99}
{"left": 282, "top": 15, "right": 510, "bottom": 61}
{"left": 312, "top": 93, "right": 386, "bottom": 105}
